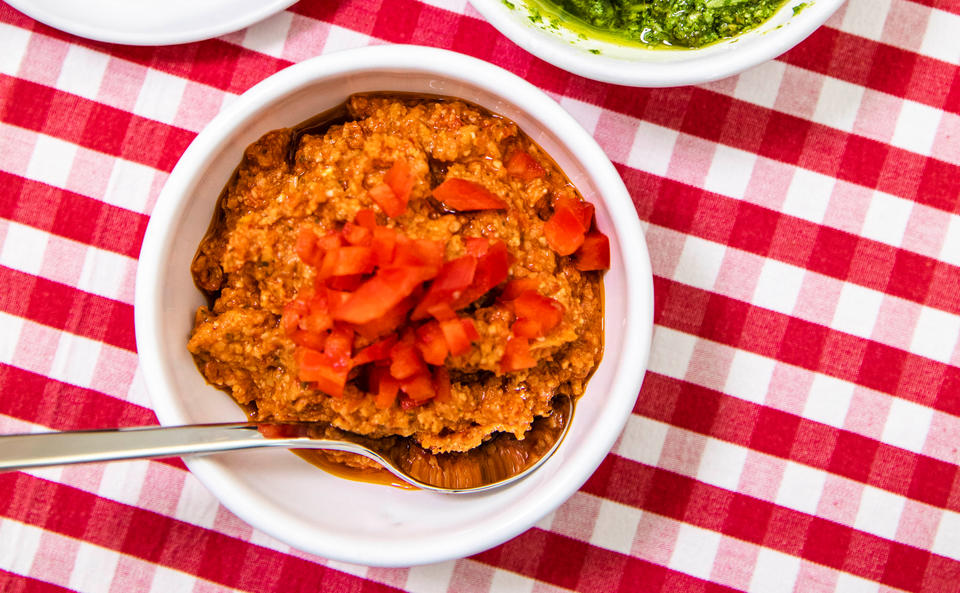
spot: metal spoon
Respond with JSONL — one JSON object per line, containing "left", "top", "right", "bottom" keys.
{"left": 0, "top": 396, "right": 573, "bottom": 493}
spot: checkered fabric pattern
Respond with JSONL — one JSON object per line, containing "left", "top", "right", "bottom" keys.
{"left": 1, "top": 0, "right": 959, "bottom": 590}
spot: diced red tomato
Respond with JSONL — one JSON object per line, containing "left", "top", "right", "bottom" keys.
{"left": 384, "top": 159, "right": 414, "bottom": 203}
{"left": 506, "top": 151, "right": 545, "bottom": 181}
{"left": 432, "top": 179, "right": 508, "bottom": 211}
{"left": 342, "top": 222, "right": 372, "bottom": 246}
{"left": 295, "top": 228, "right": 323, "bottom": 267}
{"left": 334, "top": 266, "right": 425, "bottom": 324}
{"left": 452, "top": 241, "right": 510, "bottom": 309}
{"left": 415, "top": 321, "right": 448, "bottom": 365}
{"left": 354, "top": 208, "right": 377, "bottom": 230}
{"left": 353, "top": 335, "right": 398, "bottom": 366}
{"left": 432, "top": 366, "right": 451, "bottom": 403}
{"left": 371, "top": 226, "right": 398, "bottom": 266}
{"left": 411, "top": 255, "right": 477, "bottom": 320}
{"left": 389, "top": 333, "right": 428, "bottom": 380}
{"left": 400, "top": 373, "right": 435, "bottom": 401}
{"left": 500, "top": 336, "right": 536, "bottom": 372}
{"left": 574, "top": 231, "right": 611, "bottom": 271}
{"left": 369, "top": 182, "right": 406, "bottom": 218}
{"left": 440, "top": 317, "right": 475, "bottom": 356}
{"left": 544, "top": 204, "right": 587, "bottom": 256}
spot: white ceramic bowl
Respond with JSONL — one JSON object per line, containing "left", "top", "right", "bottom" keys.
{"left": 135, "top": 45, "right": 653, "bottom": 567}
{"left": 469, "top": 0, "right": 846, "bottom": 87}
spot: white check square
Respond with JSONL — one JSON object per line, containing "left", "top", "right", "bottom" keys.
{"left": 627, "top": 121, "right": 678, "bottom": 177}
{"left": 881, "top": 398, "right": 934, "bottom": 454}
{"left": 753, "top": 259, "right": 805, "bottom": 315}
{"left": 909, "top": 306, "right": 960, "bottom": 364}
{"left": 668, "top": 523, "right": 722, "bottom": 579}
{"left": 802, "top": 373, "right": 855, "bottom": 429}
{"left": 775, "top": 461, "right": 826, "bottom": 514}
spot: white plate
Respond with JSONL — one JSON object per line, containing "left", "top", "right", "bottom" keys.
{"left": 135, "top": 46, "right": 654, "bottom": 566}
{"left": 6, "top": 0, "right": 297, "bottom": 45}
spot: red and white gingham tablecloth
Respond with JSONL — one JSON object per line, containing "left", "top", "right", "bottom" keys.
{"left": 1, "top": 0, "right": 959, "bottom": 591}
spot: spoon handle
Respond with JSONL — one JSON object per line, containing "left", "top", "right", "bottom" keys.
{"left": 0, "top": 423, "right": 316, "bottom": 471}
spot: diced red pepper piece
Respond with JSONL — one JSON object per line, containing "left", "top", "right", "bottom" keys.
{"left": 426, "top": 302, "right": 457, "bottom": 321}
{"left": 281, "top": 298, "right": 310, "bottom": 334}
{"left": 354, "top": 208, "right": 378, "bottom": 230}
{"left": 374, "top": 370, "right": 400, "bottom": 409}
{"left": 500, "top": 277, "right": 540, "bottom": 301}
{"left": 295, "top": 228, "right": 323, "bottom": 267}
{"left": 544, "top": 204, "right": 587, "bottom": 256}
{"left": 415, "top": 321, "right": 448, "bottom": 365}
{"left": 574, "top": 231, "right": 611, "bottom": 271}
{"left": 554, "top": 195, "right": 594, "bottom": 230}
{"left": 289, "top": 329, "right": 327, "bottom": 351}
{"left": 506, "top": 150, "right": 546, "bottom": 181}
{"left": 318, "top": 246, "right": 374, "bottom": 278}
{"left": 353, "top": 335, "right": 398, "bottom": 366}
{"left": 325, "top": 274, "right": 365, "bottom": 292}
{"left": 432, "top": 179, "right": 508, "bottom": 211}
{"left": 324, "top": 288, "right": 352, "bottom": 312}
{"left": 392, "top": 238, "right": 445, "bottom": 278}
{"left": 452, "top": 240, "right": 510, "bottom": 309}
{"left": 334, "top": 266, "right": 425, "bottom": 324}
{"left": 461, "top": 317, "right": 479, "bottom": 341}
{"left": 316, "top": 233, "right": 343, "bottom": 252}
{"left": 400, "top": 373, "right": 435, "bottom": 401}
{"left": 400, "top": 394, "right": 428, "bottom": 410}
{"left": 440, "top": 316, "right": 475, "bottom": 356}
{"left": 342, "top": 222, "right": 372, "bottom": 246}
{"left": 513, "top": 291, "right": 563, "bottom": 335}
{"left": 296, "top": 347, "right": 349, "bottom": 397}
{"left": 384, "top": 159, "right": 414, "bottom": 203}
{"left": 500, "top": 336, "right": 536, "bottom": 372}
{"left": 369, "top": 182, "right": 406, "bottom": 218}
{"left": 390, "top": 333, "right": 428, "bottom": 380}
{"left": 511, "top": 318, "right": 542, "bottom": 338}
{"left": 411, "top": 255, "right": 477, "bottom": 320}
{"left": 323, "top": 325, "right": 355, "bottom": 368}
{"left": 465, "top": 237, "right": 490, "bottom": 257}
{"left": 351, "top": 294, "right": 417, "bottom": 340}
{"left": 432, "top": 366, "right": 451, "bottom": 403}
{"left": 371, "top": 226, "right": 397, "bottom": 267}
{"left": 303, "top": 303, "right": 333, "bottom": 335}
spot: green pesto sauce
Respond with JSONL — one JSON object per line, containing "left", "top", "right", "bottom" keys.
{"left": 540, "top": 0, "right": 788, "bottom": 48}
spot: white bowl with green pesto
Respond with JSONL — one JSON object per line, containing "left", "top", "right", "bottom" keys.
{"left": 469, "top": 0, "right": 846, "bottom": 87}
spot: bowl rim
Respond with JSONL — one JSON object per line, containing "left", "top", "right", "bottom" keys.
{"left": 468, "top": 0, "right": 847, "bottom": 87}
{"left": 134, "top": 44, "right": 654, "bottom": 566}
